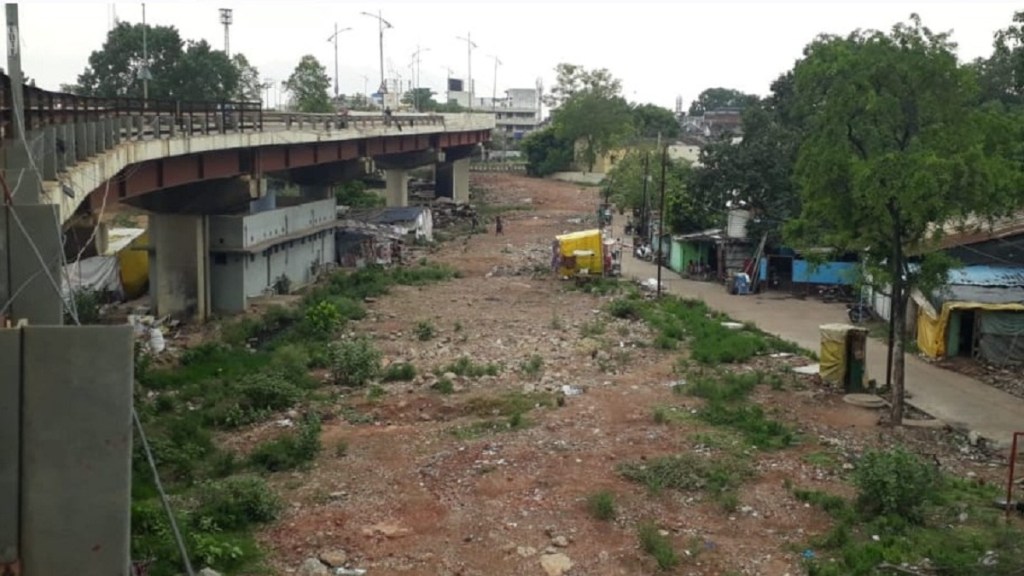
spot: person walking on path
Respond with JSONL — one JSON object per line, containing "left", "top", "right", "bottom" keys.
{"left": 495, "top": 216, "right": 504, "bottom": 235}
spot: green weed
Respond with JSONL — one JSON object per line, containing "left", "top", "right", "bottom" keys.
{"left": 381, "top": 362, "right": 416, "bottom": 382}
{"left": 414, "top": 320, "right": 436, "bottom": 341}
{"left": 587, "top": 490, "right": 617, "bottom": 521}
{"left": 248, "top": 413, "right": 322, "bottom": 472}
{"left": 637, "top": 522, "right": 679, "bottom": 570}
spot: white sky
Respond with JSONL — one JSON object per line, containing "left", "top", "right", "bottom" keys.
{"left": 13, "top": 1, "right": 1022, "bottom": 109}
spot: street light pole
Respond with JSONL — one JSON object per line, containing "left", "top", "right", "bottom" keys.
{"left": 489, "top": 54, "right": 502, "bottom": 110}
{"left": 360, "top": 10, "right": 393, "bottom": 98}
{"left": 455, "top": 33, "right": 477, "bottom": 111}
{"left": 327, "top": 24, "right": 353, "bottom": 101}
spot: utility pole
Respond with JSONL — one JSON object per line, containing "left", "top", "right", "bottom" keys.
{"left": 640, "top": 151, "right": 650, "bottom": 241}
{"left": 140, "top": 3, "right": 150, "bottom": 101}
{"left": 410, "top": 46, "right": 430, "bottom": 111}
{"left": 455, "top": 32, "right": 477, "bottom": 111}
{"left": 219, "top": 8, "right": 232, "bottom": 57}
{"left": 360, "top": 10, "right": 392, "bottom": 98}
{"left": 657, "top": 145, "right": 668, "bottom": 298}
{"left": 327, "top": 23, "right": 352, "bottom": 101}
{"left": 489, "top": 54, "right": 502, "bottom": 110}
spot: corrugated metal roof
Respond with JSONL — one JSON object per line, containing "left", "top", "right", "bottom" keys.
{"left": 947, "top": 266, "right": 1024, "bottom": 288}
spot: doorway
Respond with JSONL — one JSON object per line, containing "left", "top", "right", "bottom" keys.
{"left": 956, "top": 309, "right": 977, "bottom": 358}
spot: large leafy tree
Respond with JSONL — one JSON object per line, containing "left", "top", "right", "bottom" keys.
{"left": 632, "top": 103, "right": 680, "bottom": 139}
{"left": 284, "top": 55, "right": 332, "bottom": 113}
{"left": 75, "top": 22, "right": 184, "bottom": 99}
{"left": 553, "top": 91, "right": 635, "bottom": 171}
{"left": 232, "top": 54, "right": 262, "bottom": 102}
{"left": 174, "top": 40, "right": 239, "bottom": 101}
{"left": 543, "top": 63, "right": 622, "bottom": 108}
{"left": 785, "top": 15, "right": 1024, "bottom": 424}
{"left": 520, "top": 128, "right": 573, "bottom": 177}
{"left": 687, "top": 87, "right": 759, "bottom": 116}
{"left": 971, "top": 10, "right": 1024, "bottom": 109}
{"left": 401, "top": 87, "right": 437, "bottom": 111}
{"left": 606, "top": 149, "right": 713, "bottom": 233}
{"left": 689, "top": 77, "right": 802, "bottom": 243}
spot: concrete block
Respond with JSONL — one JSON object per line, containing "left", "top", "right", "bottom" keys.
{"left": 74, "top": 122, "right": 88, "bottom": 161}
{"left": 0, "top": 330, "right": 19, "bottom": 563}
{"left": 42, "top": 127, "right": 57, "bottom": 180}
{"left": 61, "top": 124, "right": 75, "bottom": 169}
{"left": 4, "top": 205, "right": 64, "bottom": 325}
{"left": 20, "top": 325, "right": 133, "bottom": 576}
{"left": 86, "top": 122, "right": 97, "bottom": 156}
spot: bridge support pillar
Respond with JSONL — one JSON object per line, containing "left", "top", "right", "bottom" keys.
{"left": 435, "top": 158, "right": 470, "bottom": 204}
{"left": 149, "top": 213, "right": 210, "bottom": 321}
{"left": 300, "top": 184, "right": 332, "bottom": 202}
{"left": 385, "top": 169, "right": 408, "bottom": 207}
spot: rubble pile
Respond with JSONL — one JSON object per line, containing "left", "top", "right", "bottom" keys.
{"left": 431, "top": 202, "right": 478, "bottom": 229}
{"left": 486, "top": 242, "right": 554, "bottom": 277}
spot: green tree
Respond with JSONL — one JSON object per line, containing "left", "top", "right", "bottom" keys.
{"left": 345, "top": 93, "right": 377, "bottom": 111}
{"left": 544, "top": 63, "right": 622, "bottom": 108}
{"left": 284, "top": 55, "right": 332, "bottom": 113}
{"left": 785, "top": 15, "right": 1024, "bottom": 423}
{"left": 606, "top": 149, "right": 713, "bottom": 233}
{"left": 970, "top": 10, "right": 1024, "bottom": 109}
{"left": 631, "top": 103, "right": 680, "bottom": 139}
{"left": 520, "top": 128, "right": 573, "bottom": 176}
{"left": 401, "top": 87, "right": 437, "bottom": 111}
{"left": 174, "top": 40, "right": 239, "bottom": 101}
{"left": 687, "top": 87, "right": 759, "bottom": 116}
{"left": 232, "top": 54, "right": 262, "bottom": 101}
{"left": 74, "top": 22, "right": 184, "bottom": 99}
{"left": 553, "top": 91, "right": 635, "bottom": 171}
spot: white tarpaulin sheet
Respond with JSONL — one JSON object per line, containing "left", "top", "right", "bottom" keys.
{"left": 62, "top": 256, "right": 122, "bottom": 300}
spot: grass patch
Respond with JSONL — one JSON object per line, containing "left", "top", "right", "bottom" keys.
{"left": 131, "top": 264, "right": 457, "bottom": 574}
{"left": 381, "top": 362, "right": 417, "bottom": 382}
{"left": 580, "top": 318, "right": 607, "bottom": 337}
{"left": 519, "top": 354, "right": 544, "bottom": 379}
{"left": 587, "top": 490, "right": 617, "bottom": 521}
{"left": 366, "top": 384, "right": 386, "bottom": 401}
{"left": 437, "top": 356, "right": 501, "bottom": 378}
{"left": 571, "top": 277, "right": 623, "bottom": 296}
{"left": 461, "top": 391, "right": 555, "bottom": 418}
{"left": 696, "top": 402, "right": 795, "bottom": 450}
{"left": 248, "top": 413, "right": 322, "bottom": 472}
{"left": 414, "top": 320, "right": 436, "bottom": 341}
{"left": 619, "top": 453, "right": 751, "bottom": 507}
{"left": 637, "top": 522, "right": 679, "bottom": 571}
{"left": 431, "top": 378, "right": 455, "bottom": 395}
{"left": 451, "top": 414, "right": 531, "bottom": 439}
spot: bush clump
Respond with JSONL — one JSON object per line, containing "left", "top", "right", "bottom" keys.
{"left": 382, "top": 362, "right": 416, "bottom": 382}
{"left": 329, "top": 338, "right": 381, "bottom": 386}
{"left": 853, "top": 447, "right": 938, "bottom": 523}
{"left": 248, "top": 413, "right": 322, "bottom": 472}
{"left": 193, "top": 475, "right": 281, "bottom": 531}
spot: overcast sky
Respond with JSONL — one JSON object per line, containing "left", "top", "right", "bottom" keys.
{"left": 14, "top": 1, "right": 1022, "bottom": 109}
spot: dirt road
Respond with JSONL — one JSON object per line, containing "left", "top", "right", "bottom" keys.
{"left": 620, "top": 248, "right": 1024, "bottom": 450}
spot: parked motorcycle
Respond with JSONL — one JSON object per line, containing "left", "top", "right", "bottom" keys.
{"left": 847, "top": 302, "right": 873, "bottom": 324}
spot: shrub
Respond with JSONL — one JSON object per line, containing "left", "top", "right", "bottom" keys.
{"left": 432, "top": 378, "right": 455, "bottom": 395}
{"left": 382, "top": 362, "right": 417, "bottom": 382}
{"left": 439, "top": 356, "right": 500, "bottom": 378}
{"left": 193, "top": 475, "right": 280, "bottom": 531}
{"left": 608, "top": 297, "right": 644, "bottom": 320}
{"left": 587, "top": 490, "right": 616, "bottom": 521}
{"left": 853, "top": 447, "right": 938, "bottom": 523}
{"left": 366, "top": 384, "right": 386, "bottom": 401}
{"left": 519, "top": 354, "right": 544, "bottom": 379}
{"left": 637, "top": 522, "right": 679, "bottom": 570}
{"left": 67, "top": 288, "right": 102, "bottom": 324}
{"left": 270, "top": 343, "right": 312, "bottom": 379}
{"left": 414, "top": 320, "right": 436, "bottom": 341}
{"left": 329, "top": 338, "right": 381, "bottom": 386}
{"left": 248, "top": 414, "right": 322, "bottom": 472}
{"left": 303, "top": 299, "right": 343, "bottom": 338}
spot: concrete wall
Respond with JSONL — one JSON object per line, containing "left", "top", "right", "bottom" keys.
{"left": 6, "top": 325, "right": 133, "bottom": 576}
{"left": 210, "top": 252, "right": 247, "bottom": 313}
{"left": 208, "top": 198, "right": 335, "bottom": 251}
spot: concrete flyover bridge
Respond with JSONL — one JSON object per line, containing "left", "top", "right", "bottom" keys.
{"left": 0, "top": 74, "right": 494, "bottom": 322}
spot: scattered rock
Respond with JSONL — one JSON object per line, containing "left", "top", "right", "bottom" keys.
{"left": 298, "top": 557, "right": 330, "bottom": 576}
{"left": 540, "top": 552, "right": 573, "bottom": 576}
{"left": 362, "top": 521, "right": 412, "bottom": 539}
{"left": 551, "top": 535, "right": 569, "bottom": 547}
{"left": 517, "top": 546, "right": 537, "bottom": 557}
{"left": 319, "top": 549, "right": 348, "bottom": 568}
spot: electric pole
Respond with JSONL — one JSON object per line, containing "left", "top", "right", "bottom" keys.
{"left": 327, "top": 24, "right": 352, "bottom": 101}
{"left": 489, "top": 54, "right": 502, "bottom": 110}
{"left": 360, "top": 10, "right": 392, "bottom": 98}
{"left": 219, "top": 8, "right": 232, "bottom": 57}
{"left": 657, "top": 145, "right": 668, "bottom": 298}
{"left": 455, "top": 32, "right": 477, "bottom": 110}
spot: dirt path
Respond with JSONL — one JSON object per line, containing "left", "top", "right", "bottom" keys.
{"left": 253, "top": 174, "right": 1008, "bottom": 576}
{"left": 619, "top": 250, "right": 1024, "bottom": 451}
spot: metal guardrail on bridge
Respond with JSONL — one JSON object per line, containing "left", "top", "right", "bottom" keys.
{"left": 0, "top": 72, "right": 446, "bottom": 180}
{"left": 469, "top": 161, "right": 527, "bottom": 173}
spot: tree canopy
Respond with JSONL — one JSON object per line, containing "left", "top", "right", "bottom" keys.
{"left": 71, "top": 21, "right": 259, "bottom": 102}
{"left": 687, "top": 87, "right": 759, "bottom": 116}
{"left": 520, "top": 128, "right": 574, "bottom": 177}
{"left": 544, "top": 63, "right": 622, "bottom": 109}
{"left": 632, "top": 103, "right": 680, "bottom": 140}
{"left": 284, "top": 55, "right": 332, "bottom": 113}
{"left": 784, "top": 14, "right": 1024, "bottom": 423}
{"left": 553, "top": 90, "right": 635, "bottom": 171}
{"left": 606, "top": 149, "right": 714, "bottom": 234}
